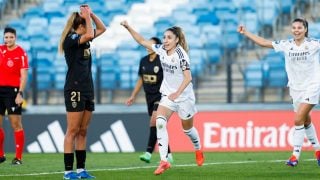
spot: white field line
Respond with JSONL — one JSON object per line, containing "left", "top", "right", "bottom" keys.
{"left": 0, "top": 158, "right": 316, "bottom": 177}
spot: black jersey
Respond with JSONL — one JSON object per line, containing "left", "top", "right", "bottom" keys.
{"left": 63, "top": 32, "right": 94, "bottom": 93}
{"left": 138, "top": 54, "right": 163, "bottom": 98}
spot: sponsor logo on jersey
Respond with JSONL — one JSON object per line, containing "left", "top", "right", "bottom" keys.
{"left": 154, "top": 66, "right": 159, "bottom": 73}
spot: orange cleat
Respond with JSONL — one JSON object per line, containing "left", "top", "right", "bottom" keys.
{"left": 195, "top": 150, "right": 204, "bottom": 166}
{"left": 286, "top": 155, "right": 298, "bottom": 167}
{"left": 154, "top": 160, "right": 171, "bottom": 175}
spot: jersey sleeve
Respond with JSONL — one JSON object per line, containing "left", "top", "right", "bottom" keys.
{"left": 180, "top": 56, "right": 190, "bottom": 71}
{"left": 64, "top": 33, "right": 80, "bottom": 49}
{"left": 151, "top": 44, "right": 165, "bottom": 56}
{"left": 20, "top": 48, "right": 29, "bottom": 69}
{"left": 138, "top": 58, "right": 143, "bottom": 77}
{"left": 272, "top": 40, "right": 286, "bottom": 52}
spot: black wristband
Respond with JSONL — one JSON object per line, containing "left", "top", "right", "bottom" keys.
{"left": 18, "top": 91, "right": 23, "bottom": 97}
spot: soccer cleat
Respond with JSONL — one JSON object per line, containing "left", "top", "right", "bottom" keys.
{"left": 63, "top": 172, "right": 80, "bottom": 180}
{"left": 154, "top": 160, "right": 171, "bottom": 175}
{"left": 77, "top": 170, "right": 95, "bottom": 179}
{"left": 195, "top": 150, "right": 204, "bottom": 166}
{"left": 315, "top": 151, "right": 320, "bottom": 166}
{"left": 11, "top": 158, "right": 22, "bottom": 165}
{"left": 167, "top": 153, "right": 174, "bottom": 164}
{"left": 0, "top": 156, "right": 6, "bottom": 164}
{"left": 139, "top": 152, "right": 151, "bottom": 163}
{"left": 286, "top": 155, "right": 298, "bottom": 167}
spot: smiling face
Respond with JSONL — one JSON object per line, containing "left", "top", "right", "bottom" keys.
{"left": 4, "top": 32, "right": 16, "bottom": 49}
{"left": 162, "top": 30, "right": 179, "bottom": 53}
{"left": 291, "top": 21, "right": 307, "bottom": 41}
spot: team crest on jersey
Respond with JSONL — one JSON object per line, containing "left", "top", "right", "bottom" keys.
{"left": 154, "top": 66, "right": 159, "bottom": 73}
{"left": 72, "top": 102, "right": 77, "bottom": 108}
{"left": 7, "top": 59, "right": 14, "bottom": 67}
{"left": 305, "top": 46, "right": 309, "bottom": 50}
{"left": 274, "top": 40, "right": 280, "bottom": 44}
{"left": 71, "top": 34, "right": 78, "bottom": 40}
{"left": 155, "top": 44, "right": 161, "bottom": 48}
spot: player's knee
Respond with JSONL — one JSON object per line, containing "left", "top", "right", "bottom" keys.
{"left": 156, "top": 116, "right": 167, "bottom": 130}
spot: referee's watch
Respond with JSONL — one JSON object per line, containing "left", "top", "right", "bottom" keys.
{"left": 18, "top": 91, "right": 23, "bottom": 97}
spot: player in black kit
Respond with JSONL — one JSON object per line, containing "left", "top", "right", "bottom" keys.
{"left": 126, "top": 37, "right": 173, "bottom": 163}
{"left": 58, "top": 5, "right": 106, "bottom": 180}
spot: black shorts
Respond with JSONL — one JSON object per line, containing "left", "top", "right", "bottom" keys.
{"left": 146, "top": 94, "right": 161, "bottom": 116}
{"left": 0, "top": 87, "right": 22, "bottom": 115}
{"left": 64, "top": 90, "right": 95, "bottom": 112}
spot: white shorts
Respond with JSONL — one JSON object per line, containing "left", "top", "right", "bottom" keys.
{"left": 289, "top": 88, "right": 320, "bottom": 112}
{"left": 159, "top": 95, "right": 197, "bottom": 120}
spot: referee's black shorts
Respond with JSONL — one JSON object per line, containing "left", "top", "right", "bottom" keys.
{"left": 0, "top": 86, "right": 22, "bottom": 115}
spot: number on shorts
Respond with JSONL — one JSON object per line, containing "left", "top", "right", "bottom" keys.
{"left": 70, "top": 91, "right": 80, "bottom": 102}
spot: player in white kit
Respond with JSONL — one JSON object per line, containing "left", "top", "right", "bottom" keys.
{"left": 238, "top": 18, "right": 320, "bottom": 167}
{"left": 121, "top": 21, "right": 204, "bottom": 175}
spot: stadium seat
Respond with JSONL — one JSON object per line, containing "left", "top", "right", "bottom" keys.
{"left": 244, "top": 61, "right": 265, "bottom": 88}
{"left": 100, "top": 66, "right": 119, "bottom": 90}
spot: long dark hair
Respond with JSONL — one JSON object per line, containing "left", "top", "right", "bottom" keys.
{"left": 292, "top": 18, "right": 308, "bottom": 37}
{"left": 150, "top": 37, "right": 161, "bottom": 44}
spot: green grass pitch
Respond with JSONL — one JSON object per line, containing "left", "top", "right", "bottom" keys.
{"left": 0, "top": 151, "right": 319, "bottom": 179}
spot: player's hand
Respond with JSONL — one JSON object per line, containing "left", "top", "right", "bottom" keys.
{"left": 125, "top": 96, "right": 135, "bottom": 106}
{"left": 79, "top": 5, "right": 90, "bottom": 18}
{"left": 168, "top": 92, "right": 179, "bottom": 101}
{"left": 120, "top": 20, "right": 129, "bottom": 28}
{"left": 81, "top": 4, "right": 93, "bottom": 15}
{"left": 15, "top": 94, "right": 23, "bottom": 106}
{"left": 237, "top": 25, "right": 246, "bottom": 34}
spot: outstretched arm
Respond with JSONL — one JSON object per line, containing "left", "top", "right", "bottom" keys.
{"left": 120, "top": 21, "right": 153, "bottom": 50}
{"left": 238, "top": 25, "right": 273, "bottom": 48}
{"left": 125, "top": 77, "right": 143, "bottom": 106}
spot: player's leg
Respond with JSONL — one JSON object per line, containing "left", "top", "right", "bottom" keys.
{"left": 0, "top": 114, "right": 5, "bottom": 163}
{"left": 140, "top": 102, "right": 157, "bottom": 163}
{"left": 64, "top": 111, "right": 83, "bottom": 179}
{"left": 287, "top": 103, "right": 314, "bottom": 167}
{"left": 178, "top": 97, "right": 204, "bottom": 166}
{"left": 154, "top": 103, "right": 173, "bottom": 175}
{"left": 8, "top": 114, "right": 24, "bottom": 165}
{"left": 304, "top": 115, "right": 320, "bottom": 166}
{"left": 75, "top": 99, "right": 95, "bottom": 179}
{"left": 6, "top": 94, "right": 24, "bottom": 165}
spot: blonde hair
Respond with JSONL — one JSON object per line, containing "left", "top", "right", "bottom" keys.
{"left": 166, "top": 26, "right": 189, "bottom": 53}
{"left": 58, "top": 12, "right": 85, "bottom": 54}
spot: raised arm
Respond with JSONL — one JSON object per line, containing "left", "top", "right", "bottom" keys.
{"left": 238, "top": 25, "right": 273, "bottom": 48}
{"left": 79, "top": 6, "right": 94, "bottom": 44}
{"left": 120, "top": 21, "right": 153, "bottom": 50}
{"left": 87, "top": 5, "right": 106, "bottom": 37}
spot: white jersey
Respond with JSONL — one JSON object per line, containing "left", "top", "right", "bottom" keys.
{"left": 272, "top": 38, "right": 320, "bottom": 91}
{"left": 151, "top": 44, "right": 195, "bottom": 101}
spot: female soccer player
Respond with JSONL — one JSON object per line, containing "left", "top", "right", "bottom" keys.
{"left": 121, "top": 21, "right": 204, "bottom": 175}
{"left": 125, "top": 37, "right": 173, "bottom": 164}
{"left": 59, "top": 5, "right": 106, "bottom": 179}
{"left": 0, "top": 27, "right": 28, "bottom": 165}
{"left": 238, "top": 18, "right": 320, "bottom": 167}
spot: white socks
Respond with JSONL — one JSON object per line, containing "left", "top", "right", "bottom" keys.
{"left": 292, "top": 125, "right": 305, "bottom": 159}
{"left": 156, "top": 116, "right": 168, "bottom": 161}
{"left": 305, "top": 123, "right": 320, "bottom": 151}
{"left": 184, "top": 127, "right": 201, "bottom": 150}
